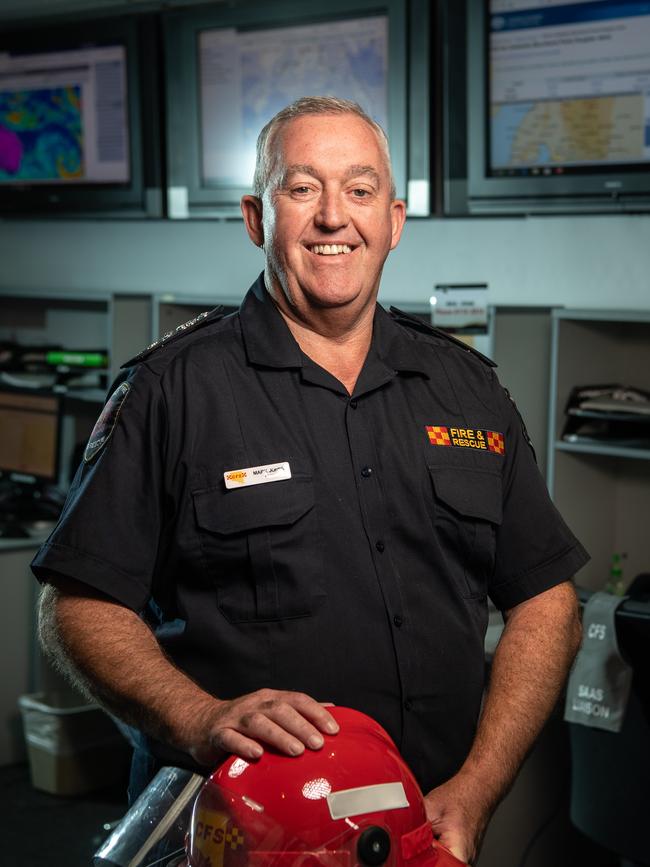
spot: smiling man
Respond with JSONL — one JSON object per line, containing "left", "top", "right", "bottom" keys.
{"left": 241, "top": 106, "right": 406, "bottom": 395}
{"left": 34, "top": 97, "right": 587, "bottom": 864}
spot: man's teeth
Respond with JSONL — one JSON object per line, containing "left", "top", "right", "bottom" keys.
{"left": 310, "top": 244, "right": 352, "bottom": 255}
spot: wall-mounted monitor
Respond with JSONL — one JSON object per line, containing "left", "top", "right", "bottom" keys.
{"left": 0, "top": 13, "right": 163, "bottom": 217}
{"left": 0, "top": 389, "right": 61, "bottom": 485}
{"left": 164, "top": 0, "right": 435, "bottom": 217}
{"left": 467, "top": 0, "right": 650, "bottom": 214}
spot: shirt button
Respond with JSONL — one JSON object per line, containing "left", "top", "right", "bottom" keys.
{"left": 361, "top": 466, "right": 373, "bottom": 478}
{"left": 375, "top": 540, "right": 385, "bottom": 552}
{"left": 393, "top": 615, "right": 403, "bottom": 628}
{"left": 349, "top": 399, "right": 358, "bottom": 409}
{"left": 404, "top": 699, "right": 413, "bottom": 711}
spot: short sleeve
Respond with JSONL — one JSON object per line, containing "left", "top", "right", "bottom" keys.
{"left": 31, "top": 363, "right": 167, "bottom": 612}
{"left": 488, "top": 380, "right": 589, "bottom": 610}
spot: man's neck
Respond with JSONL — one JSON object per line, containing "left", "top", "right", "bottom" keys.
{"left": 275, "top": 301, "right": 375, "bottom": 396}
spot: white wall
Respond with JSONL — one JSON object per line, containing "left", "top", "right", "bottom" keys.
{"left": 1, "top": 213, "right": 650, "bottom": 309}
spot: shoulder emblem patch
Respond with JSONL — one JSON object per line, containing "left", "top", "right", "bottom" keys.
{"left": 426, "top": 425, "right": 505, "bottom": 455}
{"left": 84, "top": 382, "right": 131, "bottom": 462}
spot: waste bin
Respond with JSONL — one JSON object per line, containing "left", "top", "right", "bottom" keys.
{"left": 19, "top": 690, "right": 130, "bottom": 796}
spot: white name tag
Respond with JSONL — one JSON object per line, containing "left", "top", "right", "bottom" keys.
{"left": 224, "top": 461, "right": 291, "bottom": 489}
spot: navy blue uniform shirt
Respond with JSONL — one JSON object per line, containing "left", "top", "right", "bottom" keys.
{"left": 32, "top": 276, "right": 588, "bottom": 792}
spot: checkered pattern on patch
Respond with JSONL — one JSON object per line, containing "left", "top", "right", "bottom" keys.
{"left": 487, "top": 431, "right": 505, "bottom": 455}
{"left": 225, "top": 827, "right": 244, "bottom": 850}
{"left": 426, "top": 425, "right": 451, "bottom": 446}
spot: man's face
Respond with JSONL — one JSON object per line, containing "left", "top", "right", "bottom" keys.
{"left": 243, "top": 113, "right": 405, "bottom": 322}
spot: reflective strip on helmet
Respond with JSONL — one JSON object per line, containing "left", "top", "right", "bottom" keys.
{"left": 327, "top": 782, "right": 409, "bottom": 820}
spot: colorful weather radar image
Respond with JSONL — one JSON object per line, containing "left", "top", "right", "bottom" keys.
{"left": 0, "top": 86, "right": 84, "bottom": 182}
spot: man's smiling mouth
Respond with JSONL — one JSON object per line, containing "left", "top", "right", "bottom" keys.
{"left": 308, "top": 244, "right": 354, "bottom": 255}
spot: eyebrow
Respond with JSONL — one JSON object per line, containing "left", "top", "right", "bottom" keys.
{"left": 280, "top": 163, "right": 382, "bottom": 188}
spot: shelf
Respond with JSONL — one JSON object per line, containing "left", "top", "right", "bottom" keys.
{"left": 555, "top": 440, "right": 650, "bottom": 460}
{"left": 548, "top": 310, "right": 650, "bottom": 593}
{"left": 553, "top": 308, "right": 650, "bottom": 324}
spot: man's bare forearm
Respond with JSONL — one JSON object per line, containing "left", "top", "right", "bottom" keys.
{"left": 425, "top": 581, "right": 582, "bottom": 863}
{"left": 463, "top": 580, "right": 581, "bottom": 803}
{"left": 38, "top": 579, "right": 219, "bottom": 754}
{"left": 38, "top": 577, "right": 338, "bottom": 765}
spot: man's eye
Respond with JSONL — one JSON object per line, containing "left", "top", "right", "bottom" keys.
{"left": 292, "top": 186, "right": 311, "bottom": 194}
{"left": 352, "top": 188, "right": 370, "bottom": 198}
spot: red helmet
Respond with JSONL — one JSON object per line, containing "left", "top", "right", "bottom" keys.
{"left": 186, "top": 706, "right": 465, "bottom": 867}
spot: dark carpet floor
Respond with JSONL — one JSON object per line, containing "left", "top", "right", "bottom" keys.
{"left": 0, "top": 761, "right": 128, "bottom": 867}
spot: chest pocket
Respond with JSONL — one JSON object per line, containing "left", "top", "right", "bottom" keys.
{"left": 428, "top": 464, "right": 502, "bottom": 600}
{"left": 192, "top": 475, "right": 324, "bottom": 623}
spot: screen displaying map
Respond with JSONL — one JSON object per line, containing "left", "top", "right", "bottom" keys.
{"left": 0, "top": 43, "right": 129, "bottom": 185}
{"left": 489, "top": 0, "right": 650, "bottom": 175}
{"left": 199, "top": 15, "right": 388, "bottom": 187}
{"left": 0, "top": 86, "right": 83, "bottom": 181}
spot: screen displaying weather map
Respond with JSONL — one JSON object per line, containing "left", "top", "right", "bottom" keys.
{"left": 0, "top": 43, "right": 129, "bottom": 185}
{"left": 198, "top": 15, "right": 388, "bottom": 187}
{"left": 488, "top": 0, "right": 650, "bottom": 176}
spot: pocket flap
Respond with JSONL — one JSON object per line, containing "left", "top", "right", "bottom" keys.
{"left": 193, "top": 476, "right": 315, "bottom": 535}
{"left": 429, "top": 465, "right": 502, "bottom": 524}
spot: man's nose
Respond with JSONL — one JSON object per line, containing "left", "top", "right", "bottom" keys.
{"left": 315, "top": 190, "right": 349, "bottom": 230}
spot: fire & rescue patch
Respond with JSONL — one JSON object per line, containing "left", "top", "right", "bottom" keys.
{"left": 84, "top": 382, "right": 131, "bottom": 463}
{"left": 426, "top": 425, "right": 505, "bottom": 455}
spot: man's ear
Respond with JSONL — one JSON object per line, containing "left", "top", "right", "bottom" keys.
{"left": 241, "top": 195, "right": 264, "bottom": 247}
{"left": 389, "top": 199, "right": 407, "bottom": 251}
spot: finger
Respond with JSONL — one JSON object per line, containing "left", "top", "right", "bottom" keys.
{"left": 213, "top": 727, "right": 266, "bottom": 760}
{"left": 233, "top": 711, "right": 310, "bottom": 755}
{"left": 259, "top": 701, "right": 332, "bottom": 750}
{"left": 435, "top": 832, "right": 468, "bottom": 864}
{"left": 281, "top": 692, "right": 340, "bottom": 735}
{"left": 189, "top": 735, "right": 251, "bottom": 768}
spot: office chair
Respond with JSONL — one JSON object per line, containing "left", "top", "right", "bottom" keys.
{"left": 569, "top": 575, "right": 650, "bottom": 867}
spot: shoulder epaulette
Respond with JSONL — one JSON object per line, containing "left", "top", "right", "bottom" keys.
{"left": 122, "top": 306, "right": 226, "bottom": 368}
{"left": 389, "top": 306, "right": 497, "bottom": 368}
{"left": 503, "top": 386, "right": 537, "bottom": 462}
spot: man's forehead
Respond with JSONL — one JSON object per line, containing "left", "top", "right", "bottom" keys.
{"left": 277, "top": 112, "right": 384, "bottom": 156}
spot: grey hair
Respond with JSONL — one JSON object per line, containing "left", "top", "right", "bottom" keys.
{"left": 252, "top": 96, "right": 396, "bottom": 200}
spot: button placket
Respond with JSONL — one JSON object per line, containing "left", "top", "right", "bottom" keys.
{"left": 345, "top": 385, "right": 413, "bottom": 746}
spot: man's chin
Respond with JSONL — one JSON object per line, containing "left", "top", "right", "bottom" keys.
{"left": 300, "top": 278, "right": 376, "bottom": 311}
{"left": 267, "top": 268, "right": 378, "bottom": 320}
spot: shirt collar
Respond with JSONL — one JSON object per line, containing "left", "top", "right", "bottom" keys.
{"left": 239, "top": 274, "right": 304, "bottom": 368}
{"left": 239, "top": 273, "right": 430, "bottom": 380}
{"left": 372, "top": 303, "right": 432, "bottom": 378}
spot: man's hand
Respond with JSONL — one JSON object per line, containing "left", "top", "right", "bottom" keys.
{"left": 424, "top": 771, "right": 489, "bottom": 865}
{"left": 187, "top": 689, "right": 339, "bottom": 766}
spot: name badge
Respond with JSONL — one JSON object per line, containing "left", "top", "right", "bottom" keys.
{"left": 224, "top": 461, "right": 291, "bottom": 489}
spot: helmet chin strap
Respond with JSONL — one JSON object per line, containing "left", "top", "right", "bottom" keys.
{"left": 400, "top": 821, "right": 435, "bottom": 861}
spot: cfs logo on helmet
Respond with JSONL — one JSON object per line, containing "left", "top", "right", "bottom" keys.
{"left": 193, "top": 808, "right": 246, "bottom": 867}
